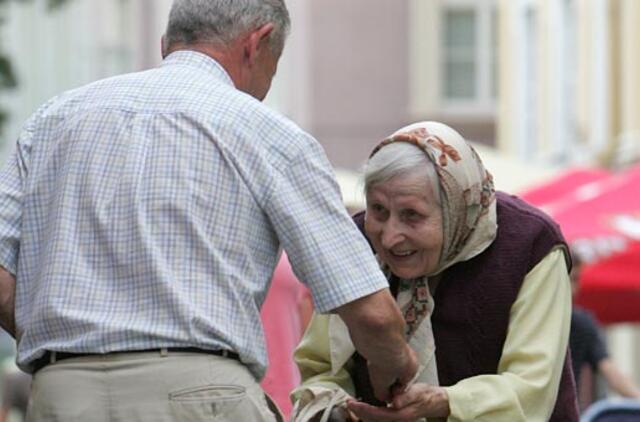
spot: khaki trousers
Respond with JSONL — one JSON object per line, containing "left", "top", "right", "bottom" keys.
{"left": 27, "top": 350, "right": 280, "bottom": 422}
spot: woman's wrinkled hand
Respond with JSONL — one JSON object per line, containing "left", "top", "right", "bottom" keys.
{"left": 346, "top": 383, "right": 450, "bottom": 422}
{"left": 327, "top": 406, "right": 360, "bottom": 421}
{"left": 307, "top": 406, "right": 360, "bottom": 422}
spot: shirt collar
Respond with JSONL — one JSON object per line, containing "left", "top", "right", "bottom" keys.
{"left": 162, "top": 50, "right": 235, "bottom": 88}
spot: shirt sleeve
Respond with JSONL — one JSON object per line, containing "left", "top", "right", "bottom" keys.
{"left": 0, "top": 120, "right": 35, "bottom": 275}
{"left": 445, "top": 248, "right": 572, "bottom": 422}
{"left": 263, "top": 136, "right": 388, "bottom": 313}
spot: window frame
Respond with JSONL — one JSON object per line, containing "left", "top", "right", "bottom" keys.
{"left": 439, "top": 0, "right": 498, "bottom": 116}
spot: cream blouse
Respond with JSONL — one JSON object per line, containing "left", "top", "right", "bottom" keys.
{"left": 292, "top": 248, "right": 572, "bottom": 422}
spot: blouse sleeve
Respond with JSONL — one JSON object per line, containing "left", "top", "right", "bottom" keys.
{"left": 444, "top": 247, "right": 572, "bottom": 421}
{"left": 292, "top": 312, "right": 356, "bottom": 400}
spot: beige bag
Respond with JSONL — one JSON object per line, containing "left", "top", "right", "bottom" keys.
{"left": 290, "top": 386, "right": 352, "bottom": 422}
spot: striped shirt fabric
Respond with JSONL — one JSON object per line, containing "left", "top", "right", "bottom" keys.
{"left": 0, "top": 51, "right": 388, "bottom": 377}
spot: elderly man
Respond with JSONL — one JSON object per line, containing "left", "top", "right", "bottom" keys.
{"left": 0, "top": 1, "right": 416, "bottom": 420}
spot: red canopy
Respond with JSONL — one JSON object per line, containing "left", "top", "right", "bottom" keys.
{"left": 520, "top": 167, "right": 610, "bottom": 207}
{"left": 550, "top": 165, "right": 640, "bottom": 244}
{"left": 578, "top": 241, "right": 640, "bottom": 324}
{"left": 521, "top": 165, "right": 640, "bottom": 324}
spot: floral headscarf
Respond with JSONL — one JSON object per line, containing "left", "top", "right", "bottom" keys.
{"left": 369, "top": 121, "right": 498, "bottom": 276}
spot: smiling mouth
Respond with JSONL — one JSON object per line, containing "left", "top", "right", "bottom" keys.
{"left": 390, "top": 250, "right": 415, "bottom": 258}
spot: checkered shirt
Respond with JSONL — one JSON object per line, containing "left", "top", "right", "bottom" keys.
{"left": 0, "top": 51, "right": 388, "bottom": 377}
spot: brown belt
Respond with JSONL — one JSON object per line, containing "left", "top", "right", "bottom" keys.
{"left": 32, "top": 347, "right": 240, "bottom": 373}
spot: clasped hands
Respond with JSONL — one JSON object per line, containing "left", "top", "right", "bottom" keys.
{"left": 325, "top": 383, "right": 449, "bottom": 422}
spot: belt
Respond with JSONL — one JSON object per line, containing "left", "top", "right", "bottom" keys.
{"left": 32, "top": 347, "right": 240, "bottom": 374}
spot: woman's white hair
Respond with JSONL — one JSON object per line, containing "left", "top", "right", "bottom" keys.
{"left": 363, "top": 142, "right": 441, "bottom": 204}
{"left": 165, "top": 0, "right": 291, "bottom": 55}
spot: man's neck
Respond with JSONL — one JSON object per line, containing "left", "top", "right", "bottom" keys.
{"left": 165, "top": 43, "right": 243, "bottom": 89}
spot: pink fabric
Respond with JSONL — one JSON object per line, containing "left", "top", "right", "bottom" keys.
{"left": 260, "top": 254, "right": 310, "bottom": 419}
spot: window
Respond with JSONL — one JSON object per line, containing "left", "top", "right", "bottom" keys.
{"left": 443, "top": 9, "right": 476, "bottom": 99}
{"left": 440, "top": 0, "right": 497, "bottom": 111}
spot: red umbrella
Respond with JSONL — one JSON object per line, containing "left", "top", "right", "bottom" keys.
{"left": 550, "top": 165, "right": 640, "bottom": 257}
{"left": 520, "top": 167, "right": 610, "bottom": 208}
{"left": 577, "top": 241, "right": 640, "bottom": 324}
{"left": 521, "top": 164, "right": 640, "bottom": 324}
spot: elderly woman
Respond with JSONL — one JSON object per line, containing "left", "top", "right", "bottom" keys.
{"left": 291, "top": 122, "right": 578, "bottom": 422}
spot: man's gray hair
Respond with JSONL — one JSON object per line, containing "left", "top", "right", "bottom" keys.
{"left": 363, "top": 142, "right": 441, "bottom": 205}
{"left": 165, "top": 0, "right": 291, "bottom": 54}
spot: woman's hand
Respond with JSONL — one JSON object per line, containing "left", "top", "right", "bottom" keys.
{"left": 308, "top": 406, "right": 360, "bottom": 422}
{"left": 346, "top": 383, "right": 450, "bottom": 421}
{"left": 327, "top": 406, "right": 360, "bottom": 421}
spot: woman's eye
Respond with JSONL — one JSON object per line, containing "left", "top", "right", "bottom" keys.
{"left": 403, "top": 210, "right": 421, "bottom": 220}
{"left": 370, "top": 204, "right": 389, "bottom": 219}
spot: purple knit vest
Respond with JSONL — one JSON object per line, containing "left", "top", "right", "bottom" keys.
{"left": 352, "top": 192, "right": 579, "bottom": 421}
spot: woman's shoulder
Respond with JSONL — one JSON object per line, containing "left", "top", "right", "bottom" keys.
{"left": 495, "top": 191, "right": 565, "bottom": 239}
{"left": 493, "top": 191, "right": 569, "bottom": 271}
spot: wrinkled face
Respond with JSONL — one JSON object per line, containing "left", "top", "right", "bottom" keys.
{"left": 365, "top": 173, "right": 444, "bottom": 279}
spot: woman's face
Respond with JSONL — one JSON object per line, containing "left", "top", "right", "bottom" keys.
{"left": 365, "top": 173, "right": 444, "bottom": 279}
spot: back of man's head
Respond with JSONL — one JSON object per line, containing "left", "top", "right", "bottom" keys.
{"left": 165, "top": 0, "right": 290, "bottom": 55}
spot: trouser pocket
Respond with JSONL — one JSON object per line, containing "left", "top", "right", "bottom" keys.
{"left": 169, "top": 384, "right": 246, "bottom": 420}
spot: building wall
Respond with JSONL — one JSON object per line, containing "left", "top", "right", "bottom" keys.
{"left": 1, "top": 0, "right": 501, "bottom": 173}
{"left": 610, "top": 0, "right": 640, "bottom": 166}
{"left": 499, "top": 0, "right": 640, "bottom": 168}
{"left": 410, "top": 0, "right": 497, "bottom": 148}
{"left": 499, "top": 0, "right": 580, "bottom": 163}
{"left": 304, "top": 0, "right": 410, "bottom": 170}
{"left": 276, "top": 0, "right": 499, "bottom": 171}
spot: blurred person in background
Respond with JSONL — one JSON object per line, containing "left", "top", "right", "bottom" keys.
{"left": 0, "top": 362, "right": 29, "bottom": 422}
{"left": 0, "top": 0, "right": 418, "bottom": 420}
{"left": 569, "top": 252, "right": 640, "bottom": 409}
{"left": 260, "top": 254, "right": 313, "bottom": 419}
{"left": 291, "top": 121, "right": 578, "bottom": 422}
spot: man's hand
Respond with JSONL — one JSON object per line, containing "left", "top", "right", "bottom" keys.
{"left": 0, "top": 267, "right": 16, "bottom": 337}
{"left": 347, "top": 383, "right": 450, "bottom": 422}
{"left": 367, "top": 344, "right": 418, "bottom": 402}
{"left": 336, "top": 289, "right": 418, "bottom": 402}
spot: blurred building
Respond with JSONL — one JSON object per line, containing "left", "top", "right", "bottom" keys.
{"left": 498, "top": 0, "right": 640, "bottom": 168}
{"left": 1, "top": 0, "right": 514, "bottom": 179}
{"left": 276, "top": 0, "right": 499, "bottom": 170}
{"left": 0, "top": 0, "right": 172, "bottom": 155}
{"left": 6, "top": 1, "right": 639, "bottom": 168}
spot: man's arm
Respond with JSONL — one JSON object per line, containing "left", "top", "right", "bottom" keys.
{"left": 336, "top": 288, "right": 417, "bottom": 402}
{"left": 263, "top": 136, "right": 418, "bottom": 403}
{"left": 0, "top": 267, "right": 16, "bottom": 337}
{"left": 598, "top": 358, "right": 640, "bottom": 398}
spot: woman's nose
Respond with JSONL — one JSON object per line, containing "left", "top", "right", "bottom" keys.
{"left": 380, "top": 219, "right": 404, "bottom": 249}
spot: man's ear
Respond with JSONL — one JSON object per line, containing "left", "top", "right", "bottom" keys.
{"left": 243, "top": 23, "right": 275, "bottom": 66}
{"left": 160, "top": 36, "right": 168, "bottom": 59}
